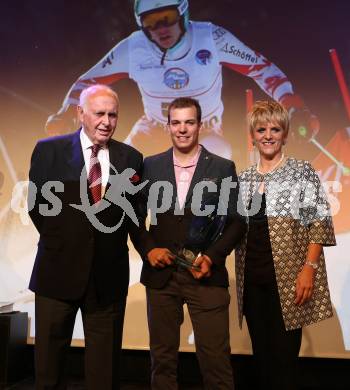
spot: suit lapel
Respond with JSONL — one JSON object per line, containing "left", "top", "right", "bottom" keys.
{"left": 102, "top": 140, "right": 125, "bottom": 197}
{"left": 155, "top": 148, "right": 178, "bottom": 209}
{"left": 163, "top": 148, "right": 177, "bottom": 189}
{"left": 184, "top": 147, "right": 212, "bottom": 207}
{"left": 108, "top": 140, "right": 127, "bottom": 177}
{"left": 67, "top": 129, "right": 85, "bottom": 179}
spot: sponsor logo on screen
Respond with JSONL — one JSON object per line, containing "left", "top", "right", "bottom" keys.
{"left": 195, "top": 50, "right": 212, "bottom": 65}
{"left": 220, "top": 43, "right": 258, "bottom": 63}
{"left": 163, "top": 68, "right": 189, "bottom": 89}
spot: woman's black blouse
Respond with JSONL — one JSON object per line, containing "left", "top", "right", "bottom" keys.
{"left": 245, "top": 192, "right": 276, "bottom": 284}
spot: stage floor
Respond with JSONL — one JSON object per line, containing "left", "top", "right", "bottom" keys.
{"left": 4, "top": 348, "right": 350, "bottom": 389}
{"left": 8, "top": 379, "right": 202, "bottom": 389}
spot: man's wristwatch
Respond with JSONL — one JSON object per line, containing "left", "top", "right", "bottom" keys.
{"left": 305, "top": 260, "right": 319, "bottom": 270}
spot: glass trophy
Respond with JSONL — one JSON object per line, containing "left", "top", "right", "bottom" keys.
{"left": 173, "top": 211, "right": 227, "bottom": 271}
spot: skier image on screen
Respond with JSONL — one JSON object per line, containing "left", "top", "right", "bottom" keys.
{"left": 46, "top": 0, "right": 317, "bottom": 157}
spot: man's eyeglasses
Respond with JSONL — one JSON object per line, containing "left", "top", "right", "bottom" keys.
{"left": 141, "top": 8, "right": 180, "bottom": 31}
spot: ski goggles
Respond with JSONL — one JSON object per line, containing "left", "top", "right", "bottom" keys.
{"left": 141, "top": 8, "right": 180, "bottom": 31}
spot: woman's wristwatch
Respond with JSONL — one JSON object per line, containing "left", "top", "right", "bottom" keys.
{"left": 305, "top": 260, "right": 319, "bottom": 270}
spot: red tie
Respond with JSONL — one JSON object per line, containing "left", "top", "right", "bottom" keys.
{"left": 88, "top": 144, "right": 102, "bottom": 204}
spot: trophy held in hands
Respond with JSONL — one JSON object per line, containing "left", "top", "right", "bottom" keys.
{"left": 173, "top": 210, "right": 227, "bottom": 271}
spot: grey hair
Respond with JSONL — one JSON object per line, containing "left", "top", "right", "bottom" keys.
{"left": 79, "top": 84, "right": 119, "bottom": 109}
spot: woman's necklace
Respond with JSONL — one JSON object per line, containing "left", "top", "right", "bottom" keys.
{"left": 257, "top": 153, "right": 285, "bottom": 175}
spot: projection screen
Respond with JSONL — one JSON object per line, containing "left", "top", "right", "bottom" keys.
{"left": 0, "top": 0, "right": 349, "bottom": 358}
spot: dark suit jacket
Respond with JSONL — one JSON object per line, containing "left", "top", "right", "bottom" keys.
{"left": 28, "top": 129, "right": 150, "bottom": 304}
{"left": 140, "top": 146, "right": 246, "bottom": 289}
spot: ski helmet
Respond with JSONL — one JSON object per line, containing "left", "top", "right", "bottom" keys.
{"left": 134, "top": 0, "right": 189, "bottom": 30}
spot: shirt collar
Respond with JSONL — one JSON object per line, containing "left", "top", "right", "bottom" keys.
{"left": 80, "top": 128, "right": 108, "bottom": 151}
{"left": 173, "top": 145, "right": 202, "bottom": 168}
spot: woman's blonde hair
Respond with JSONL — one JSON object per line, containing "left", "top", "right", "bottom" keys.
{"left": 248, "top": 100, "right": 290, "bottom": 136}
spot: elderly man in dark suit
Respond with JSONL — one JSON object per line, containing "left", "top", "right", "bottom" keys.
{"left": 140, "top": 97, "right": 246, "bottom": 389}
{"left": 28, "top": 85, "right": 150, "bottom": 389}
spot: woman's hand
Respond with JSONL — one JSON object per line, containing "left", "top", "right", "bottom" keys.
{"left": 295, "top": 265, "right": 315, "bottom": 305}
